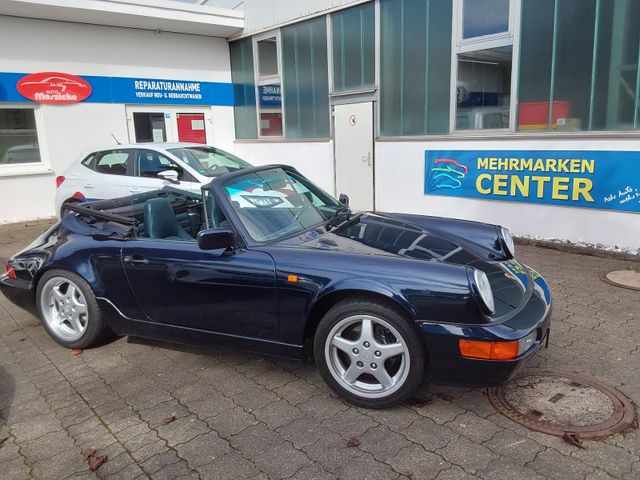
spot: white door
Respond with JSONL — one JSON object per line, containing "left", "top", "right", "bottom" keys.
{"left": 333, "top": 102, "right": 374, "bottom": 211}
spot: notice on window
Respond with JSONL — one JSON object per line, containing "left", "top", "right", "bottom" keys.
{"left": 191, "top": 119, "right": 205, "bottom": 130}
{"left": 424, "top": 150, "right": 640, "bottom": 213}
{"left": 152, "top": 129, "right": 165, "bottom": 143}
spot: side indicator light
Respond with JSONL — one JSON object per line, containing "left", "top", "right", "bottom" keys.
{"left": 287, "top": 275, "right": 299, "bottom": 283}
{"left": 459, "top": 339, "right": 519, "bottom": 360}
{"left": 5, "top": 264, "right": 17, "bottom": 280}
{"left": 56, "top": 176, "right": 65, "bottom": 188}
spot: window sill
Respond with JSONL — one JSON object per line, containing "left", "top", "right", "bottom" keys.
{"left": 0, "top": 164, "right": 54, "bottom": 178}
{"left": 376, "top": 130, "right": 640, "bottom": 142}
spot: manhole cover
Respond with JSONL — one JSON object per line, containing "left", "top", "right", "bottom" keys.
{"left": 488, "top": 370, "right": 636, "bottom": 438}
{"left": 602, "top": 270, "right": 640, "bottom": 291}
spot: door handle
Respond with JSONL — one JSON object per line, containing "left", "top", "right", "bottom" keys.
{"left": 361, "top": 152, "right": 372, "bottom": 167}
{"left": 84, "top": 184, "right": 95, "bottom": 189}
{"left": 123, "top": 255, "right": 149, "bottom": 265}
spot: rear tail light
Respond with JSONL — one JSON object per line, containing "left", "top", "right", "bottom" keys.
{"left": 5, "top": 264, "right": 17, "bottom": 280}
{"left": 56, "top": 176, "right": 65, "bottom": 188}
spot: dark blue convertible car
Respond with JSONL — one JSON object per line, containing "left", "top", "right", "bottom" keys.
{"left": 1, "top": 165, "right": 551, "bottom": 407}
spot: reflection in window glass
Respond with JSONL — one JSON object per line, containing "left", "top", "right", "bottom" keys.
{"left": 456, "top": 47, "right": 512, "bottom": 130}
{"left": 0, "top": 109, "right": 41, "bottom": 164}
{"left": 380, "top": 0, "right": 453, "bottom": 136}
{"left": 519, "top": 0, "right": 640, "bottom": 131}
{"left": 257, "top": 38, "right": 279, "bottom": 77}
{"left": 230, "top": 38, "right": 258, "bottom": 139}
{"left": 463, "top": 0, "right": 509, "bottom": 39}
{"left": 133, "top": 113, "right": 166, "bottom": 142}
{"left": 257, "top": 83, "right": 283, "bottom": 137}
{"left": 95, "top": 150, "right": 130, "bottom": 176}
{"left": 331, "top": 2, "right": 375, "bottom": 92}
{"left": 282, "top": 17, "right": 330, "bottom": 138}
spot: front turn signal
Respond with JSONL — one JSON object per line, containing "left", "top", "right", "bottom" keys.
{"left": 459, "top": 339, "right": 519, "bottom": 360}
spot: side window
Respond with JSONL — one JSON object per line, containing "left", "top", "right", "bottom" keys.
{"left": 94, "top": 150, "right": 131, "bottom": 176}
{"left": 135, "top": 150, "right": 195, "bottom": 182}
{"left": 80, "top": 153, "right": 96, "bottom": 170}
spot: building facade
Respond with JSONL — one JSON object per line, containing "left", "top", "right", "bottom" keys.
{"left": 1, "top": 0, "right": 639, "bottom": 253}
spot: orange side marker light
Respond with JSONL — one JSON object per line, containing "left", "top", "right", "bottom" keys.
{"left": 287, "top": 275, "right": 299, "bottom": 283}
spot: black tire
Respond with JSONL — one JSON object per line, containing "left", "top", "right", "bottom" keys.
{"left": 314, "top": 298, "right": 426, "bottom": 408}
{"left": 36, "top": 269, "right": 112, "bottom": 349}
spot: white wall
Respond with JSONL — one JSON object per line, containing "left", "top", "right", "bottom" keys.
{"left": 233, "top": 141, "right": 334, "bottom": 194}
{"left": 376, "top": 139, "right": 640, "bottom": 253}
{"left": 0, "top": 16, "right": 234, "bottom": 223}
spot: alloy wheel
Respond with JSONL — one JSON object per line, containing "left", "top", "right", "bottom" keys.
{"left": 40, "top": 276, "right": 89, "bottom": 341}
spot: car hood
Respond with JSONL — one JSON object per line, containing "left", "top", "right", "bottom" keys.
{"left": 289, "top": 212, "right": 533, "bottom": 316}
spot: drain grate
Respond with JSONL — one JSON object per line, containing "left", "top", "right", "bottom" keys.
{"left": 488, "top": 370, "right": 636, "bottom": 438}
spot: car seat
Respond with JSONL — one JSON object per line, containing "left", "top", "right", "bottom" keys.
{"left": 143, "top": 198, "right": 193, "bottom": 241}
{"left": 139, "top": 151, "right": 163, "bottom": 178}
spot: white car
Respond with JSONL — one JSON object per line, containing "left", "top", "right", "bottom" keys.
{"left": 55, "top": 143, "right": 252, "bottom": 217}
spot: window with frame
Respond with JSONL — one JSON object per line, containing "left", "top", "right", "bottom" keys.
{"left": 454, "top": 0, "right": 514, "bottom": 131}
{"left": 281, "top": 16, "right": 330, "bottom": 138}
{"left": 230, "top": 38, "right": 259, "bottom": 139}
{"left": 135, "top": 150, "right": 194, "bottom": 182}
{"left": 0, "top": 108, "right": 41, "bottom": 165}
{"left": 94, "top": 150, "right": 131, "bottom": 176}
{"left": 331, "top": 2, "right": 375, "bottom": 93}
{"left": 518, "top": 0, "right": 640, "bottom": 132}
{"left": 380, "top": 0, "right": 453, "bottom": 136}
{"left": 255, "top": 36, "right": 283, "bottom": 137}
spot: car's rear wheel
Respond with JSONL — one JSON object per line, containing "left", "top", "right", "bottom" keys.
{"left": 36, "top": 270, "right": 111, "bottom": 349}
{"left": 314, "top": 299, "right": 426, "bottom": 408}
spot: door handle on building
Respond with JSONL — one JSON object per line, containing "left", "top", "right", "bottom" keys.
{"left": 361, "top": 152, "right": 372, "bottom": 166}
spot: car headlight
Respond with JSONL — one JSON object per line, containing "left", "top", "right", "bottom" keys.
{"left": 472, "top": 269, "right": 495, "bottom": 315}
{"left": 500, "top": 227, "right": 515, "bottom": 258}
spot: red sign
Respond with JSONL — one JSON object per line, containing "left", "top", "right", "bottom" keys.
{"left": 17, "top": 72, "right": 92, "bottom": 104}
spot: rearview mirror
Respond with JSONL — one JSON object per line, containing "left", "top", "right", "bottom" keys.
{"left": 197, "top": 228, "right": 235, "bottom": 251}
{"left": 158, "top": 169, "right": 180, "bottom": 184}
{"left": 338, "top": 193, "right": 349, "bottom": 207}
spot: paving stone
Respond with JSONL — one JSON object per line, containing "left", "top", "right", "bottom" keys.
{"left": 276, "top": 416, "right": 332, "bottom": 450}
{"left": 446, "top": 411, "right": 502, "bottom": 443}
{"left": 0, "top": 456, "right": 31, "bottom": 480}
{"left": 175, "top": 431, "right": 230, "bottom": 469}
{"left": 10, "top": 414, "right": 62, "bottom": 442}
{"left": 196, "top": 450, "right": 262, "bottom": 480}
{"left": 230, "top": 423, "right": 285, "bottom": 455}
{"left": 302, "top": 432, "right": 364, "bottom": 471}
{"left": 297, "top": 393, "right": 349, "bottom": 422}
{"left": 231, "top": 385, "right": 278, "bottom": 412}
{"left": 289, "top": 464, "right": 336, "bottom": 480}
{"left": 274, "top": 378, "right": 319, "bottom": 405}
{"left": 253, "top": 399, "right": 303, "bottom": 430}
{"left": 156, "top": 414, "right": 210, "bottom": 447}
{"left": 188, "top": 390, "right": 235, "bottom": 419}
{"left": 572, "top": 440, "right": 638, "bottom": 477}
{"left": 320, "top": 406, "right": 377, "bottom": 440}
{"left": 400, "top": 418, "right": 459, "bottom": 451}
{"left": 358, "top": 424, "right": 411, "bottom": 462}
{"left": 253, "top": 442, "right": 313, "bottom": 478}
{"left": 387, "top": 444, "right": 450, "bottom": 479}
{"left": 481, "top": 460, "right": 546, "bottom": 480}
{"left": 333, "top": 450, "right": 399, "bottom": 480}
{"left": 483, "top": 429, "right": 544, "bottom": 465}
{"left": 31, "top": 447, "right": 89, "bottom": 480}
{"left": 527, "top": 448, "right": 594, "bottom": 480}
{"left": 204, "top": 405, "right": 258, "bottom": 438}
{"left": 436, "top": 436, "right": 499, "bottom": 474}
{"left": 140, "top": 449, "right": 181, "bottom": 475}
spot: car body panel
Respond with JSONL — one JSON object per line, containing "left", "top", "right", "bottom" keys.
{"left": 3, "top": 164, "right": 552, "bottom": 386}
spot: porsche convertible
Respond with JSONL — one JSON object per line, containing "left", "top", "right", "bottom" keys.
{"left": 1, "top": 165, "right": 551, "bottom": 408}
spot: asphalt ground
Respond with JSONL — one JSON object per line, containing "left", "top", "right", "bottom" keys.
{"left": 0, "top": 219, "right": 638, "bottom": 479}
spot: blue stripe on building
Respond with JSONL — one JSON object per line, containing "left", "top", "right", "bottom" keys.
{"left": 0, "top": 72, "right": 234, "bottom": 106}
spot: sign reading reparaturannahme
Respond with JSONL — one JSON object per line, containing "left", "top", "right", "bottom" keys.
{"left": 425, "top": 150, "right": 640, "bottom": 213}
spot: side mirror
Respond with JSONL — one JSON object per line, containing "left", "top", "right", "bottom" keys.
{"left": 197, "top": 228, "right": 235, "bottom": 251}
{"left": 338, "top": 193, "right": 349, "bottom": 207}
{"left": 158, "top": 169, "right": 180, "bottom": 184}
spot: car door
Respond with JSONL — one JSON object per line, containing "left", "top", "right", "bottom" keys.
{"left": 121, "top": 214, "right": 278, "bottom": 340}
{"left": 129, "top": 148, "right": 201, "bottom": 195}
{"left": 82, "top": 149, "right": 134, "bottom": 201}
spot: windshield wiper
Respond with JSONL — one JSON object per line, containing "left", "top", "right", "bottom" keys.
{"left": 325, "top": 205, "right": 355, "bottom": 231}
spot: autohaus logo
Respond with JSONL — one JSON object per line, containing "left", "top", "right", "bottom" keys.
{"left": 17, "top": 72, "right": 92, "bottom": 104}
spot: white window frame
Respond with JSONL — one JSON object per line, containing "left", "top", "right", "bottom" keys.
{"left": 252, "top": 30, "right": 285, "bottom": 139}
{"left": 0, "top": 103, "right": 50, "bottom": 177}
{"left": 450, "top": 0, "right": 522, "bottom": 134}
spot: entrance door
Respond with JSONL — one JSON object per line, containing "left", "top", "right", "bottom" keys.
{"left": 176, "top": 113, "right": 207, "bottom": 144}
{"left": 333, "top": 102, "right": 374, "bottom": 211}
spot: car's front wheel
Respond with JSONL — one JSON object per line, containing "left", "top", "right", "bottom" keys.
{"left": 36, "top": 270, "right": 112, "bottom": 349}
{"left": 314, "top": 299, "right": 426, "bottom": 408}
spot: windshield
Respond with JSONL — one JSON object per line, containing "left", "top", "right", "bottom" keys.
{"left": 167, "top": 146, "right": 252, "bottom": 177}
{"left": 219, "top": 167, "right": 342, "bottom": 242}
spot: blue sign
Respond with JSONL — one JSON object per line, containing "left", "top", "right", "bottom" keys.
{"left": 0, "top": 72, "right": 233, "bottom": 106}
{"left": 425, "top": 150, "right": 640, "bottom": 213}
{"left": 258, "top": 84, "right": 281, "bottom": 107}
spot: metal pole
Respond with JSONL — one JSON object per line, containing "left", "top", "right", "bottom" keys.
{"left": 588, "top": 0, "right": 601, "bottom": 130}
{"left": 400, "top": 0, "right": 405, "bottom": 135}
{"left": 548, "top": 0, "right": 560, "bottom": 130}
{"left": 634, "top": 27, "right": 640, "bottom": 128}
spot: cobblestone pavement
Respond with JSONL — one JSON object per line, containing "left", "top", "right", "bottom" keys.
{"left": 0, "top": 220, "right": 638, "bottom": 480}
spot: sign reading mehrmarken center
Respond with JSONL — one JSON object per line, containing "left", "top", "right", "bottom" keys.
{"left": 425, "top": 150, "right": 640, "bottom": 213}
